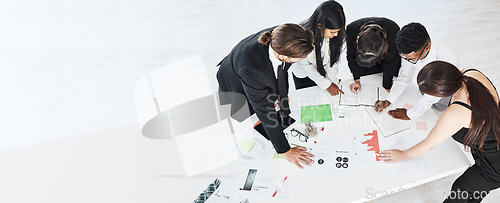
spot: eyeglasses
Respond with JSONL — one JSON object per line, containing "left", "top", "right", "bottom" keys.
{"left": 400, "top": 41, "right": 430, "bottom": 64}
{"left": 290, "top": 128, "right": 309, "bottom": 142}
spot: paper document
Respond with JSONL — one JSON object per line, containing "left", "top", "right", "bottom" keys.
{"left": 365, "top": 107, "right": 410, "bottom": 137}
{"left": 339, "top": 85, "right": 379, "bottom": 106}
{"left": 381, "top": 134, "right": 429, "bottom": 176}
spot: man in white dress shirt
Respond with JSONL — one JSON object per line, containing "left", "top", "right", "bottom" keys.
{"left": 374, "top": 22, "right": 459, "bottom": 120}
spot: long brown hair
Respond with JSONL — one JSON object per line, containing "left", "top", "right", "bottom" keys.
{"left": 417, "top": 61, "right": 500, "bottom": 152}
{"left": 356, "top": 24, "right": 388, "bottom": 67}
{"left": 301, "top": 0, "right": 346, "bottom": 76}
{"left": 258, "top": 23, "right": 314, "bottom": 59}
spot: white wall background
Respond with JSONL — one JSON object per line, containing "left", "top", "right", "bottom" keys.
{"left": 0, "top": 0, "right": 318, "bottom": 150}
{"left": 1, "top": 0, "right": 500, "bottom": 202}
{"left": 0, "top": 0, "right": 499, "bottom": 152}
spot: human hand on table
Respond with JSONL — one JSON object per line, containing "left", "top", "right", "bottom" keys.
{"left": 388, "top": 108, "right": 410, "bottom": 120}
{"left": 374, "top": 100, "right": 391, "bottom": 112}
{"left": 349, "top": 80, "right": 361, "bottom": 93}
{"left": 284, "top": 146, "right": 315, "bottom": 169}
{"left": 380, "top": 149, "right": 406, "bottom": 162}
{"left": 326, "top": 83, "right": 344, "bottom": 96}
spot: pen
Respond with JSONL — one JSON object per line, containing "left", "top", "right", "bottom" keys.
{"left": 290, "top": 143, "right": 305, "bottom": 148}
{"left": 272, "top": 176, "right": 288, "bottom": 197}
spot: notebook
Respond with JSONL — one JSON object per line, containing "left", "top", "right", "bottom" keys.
{"left": 365, "top": 107, "right": 410, "bottom": 137}
{"left": 339, "top": 85, "right": 379, "bottom": 106}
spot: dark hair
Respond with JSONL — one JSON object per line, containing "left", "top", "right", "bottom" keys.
{"left": 301, "top": 0, "right": 346, "bottom": 76}
{"left": 258, "top": 23, "right": 314, "bottom": 59}
{"left": 356, "top": 24, "right": 388, "bottom": 67}
{"left": 417, "top": 61, "right": 500, "bottom": 152}
{"left": 396, "top": 22, "right": 430, "bottom": 54}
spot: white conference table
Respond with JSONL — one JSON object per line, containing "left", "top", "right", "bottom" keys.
{"left": 208, "top": 73, "right": 471, "bottom": 203}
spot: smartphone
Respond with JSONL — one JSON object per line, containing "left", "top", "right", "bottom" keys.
{"left": 240, "top": 169, "right": 257, "bottom": 191}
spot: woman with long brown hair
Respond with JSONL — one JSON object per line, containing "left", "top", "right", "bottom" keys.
{"left": 290, "top": 0, "right": 346, "bottom": 96}
{"left": 381, "top": 61, "right": 500, "bottom": 202}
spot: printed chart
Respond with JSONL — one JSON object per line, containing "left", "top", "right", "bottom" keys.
{"left": 353, "top": 130, "right": 381, "bottom": 162}
{"left": 361, "top": 130, "right": 381, "bottom": 161}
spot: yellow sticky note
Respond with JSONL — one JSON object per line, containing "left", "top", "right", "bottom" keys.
{"left": 240, "top": 139, "right": 255, "bottom": 152}
{"left": 273, "top": 152, "right": 285, "bottom": 159}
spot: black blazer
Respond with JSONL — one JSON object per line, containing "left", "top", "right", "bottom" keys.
{"left": 346, "top": 17, "right": 401, "bottom": 89}
{"left": 217, "top": 27, "right": 292, "bottom": 153}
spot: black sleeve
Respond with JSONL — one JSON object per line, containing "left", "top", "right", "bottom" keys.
{"left": 381, "top": 22, "right": 401, "bottom": 89}
{"left": 346, "top": 24, "right": 363, "bottom": 80}
{"left": 239, "top": 67, "right": 291, "bottom": 153}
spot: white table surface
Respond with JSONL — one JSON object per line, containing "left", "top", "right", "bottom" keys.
{"left": 216, "top": 73, "right": 471, "bottom": 203}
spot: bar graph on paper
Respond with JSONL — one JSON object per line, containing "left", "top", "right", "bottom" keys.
{"left": 353, "top": 130, "right": 381, "bottom": 162}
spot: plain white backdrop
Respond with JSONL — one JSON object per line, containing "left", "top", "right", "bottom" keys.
{"left": 0, "top": 1, "right": 500, "bottom": 202}
{"left": 1, "top": 0, "right": 499, "bottom": 151}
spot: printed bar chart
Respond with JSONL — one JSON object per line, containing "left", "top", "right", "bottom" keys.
{"left": 362, "top": 130, "right": 381, "bottom": 161}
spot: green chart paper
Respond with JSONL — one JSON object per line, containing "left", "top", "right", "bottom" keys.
{"left": 300, "top": 104, "right": 333, "bottom": 123}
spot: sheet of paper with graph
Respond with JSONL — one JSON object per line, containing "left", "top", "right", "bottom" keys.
{"left": 365, "top": 107, "right": 410, "bottom": 137}
{"left": 339, "top": 85, "right": 379, "bottom": 106}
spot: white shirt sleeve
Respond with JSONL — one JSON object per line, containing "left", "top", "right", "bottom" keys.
{"left": 325, "top": 63, "right": 340, "bottom": 85}
{"left": 386, "top": 40, "right": 459, "bottom": 120}
{"left": 436, "top": 41, "right": 460, "bottom": 68}
{"left": 386, "top": 59, "right": 415, "bottom": 103}
{"left": 293, "top": 44, "right": 338, "bottom": 90}
{"left": 407, "top": 93, "right": 441, "bottom": 119}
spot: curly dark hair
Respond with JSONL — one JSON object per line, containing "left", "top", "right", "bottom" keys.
{"left": 395, "top": 22, "right": 429, "bottom": 54}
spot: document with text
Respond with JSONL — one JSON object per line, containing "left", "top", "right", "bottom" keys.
{"left": 365, "top": 107, "right": 410, "bottom": 137}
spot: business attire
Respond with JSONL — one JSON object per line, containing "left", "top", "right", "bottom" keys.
{"left": 217, "top": 27, "right": 293, "bottom": 154}
{"left": 444, "top": 69, "right": 500, "bottom": 202}
{"left": 290, "top": 38, "right": 342, "bottom": 90}
{"left": 346, "top": 17, "right": 401, "bottom": 90}
{"left": 385, "top": 39, "right": 459, "bottom": 119}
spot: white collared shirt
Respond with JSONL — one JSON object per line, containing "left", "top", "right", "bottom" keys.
{"left": 290, "top": 38, "right": 342, "bottom": 90}
{"left": 268, "top": 46, "right": 282, "bottom": 79}
{"left": 268, "top": 46, "right": 283, "bottom": 112}
{"left": 386, "top": 39, "right": 459, "bottom": 119}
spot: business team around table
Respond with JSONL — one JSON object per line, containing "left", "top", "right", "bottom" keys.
{"left": 216, "top": 1, "right": 500, "bottom": 201}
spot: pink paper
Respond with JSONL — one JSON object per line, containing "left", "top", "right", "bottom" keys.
{"left": 415, "top": 122, "right": 427, "bottom": 130}
{"left": 403, "top": 103, "right": 414, "bottom": 109}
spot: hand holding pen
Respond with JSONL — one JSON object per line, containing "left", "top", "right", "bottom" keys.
{"left": 349, "top": 80, "right": 361, "bottom": 94}
{"left": 374, "top": 100, "right": 391, "bottom": 112}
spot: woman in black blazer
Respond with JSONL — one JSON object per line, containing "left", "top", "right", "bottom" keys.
{"left": 346, "top": 17, "right": 401, "bottom": 93}
{"left": 217, "top": 23, "right": 315, "bottom": 168}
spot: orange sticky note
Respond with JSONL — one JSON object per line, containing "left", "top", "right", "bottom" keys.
{"left": 403, "top": 103, "right": 414, "bottom": 109}
{"left": 415, "top": 122, "right": 427, "bottom": 130}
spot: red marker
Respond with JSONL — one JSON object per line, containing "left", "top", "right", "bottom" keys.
{"left": 272, "top": 176, "right": 288, "bottom": 197}
{"left": 321, "top": 127, "right": 325, "bottom": 131}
